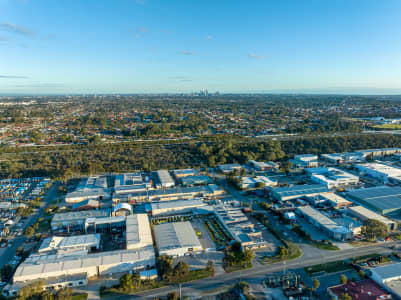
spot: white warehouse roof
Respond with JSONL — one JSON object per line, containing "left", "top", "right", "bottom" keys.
{"left": 154, "top": 221, "right": 202, "bottom": 254}
{"left": 126, "top": 214, "right": 153, "bottom": 250}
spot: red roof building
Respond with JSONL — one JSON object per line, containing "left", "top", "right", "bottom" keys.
{"left": 328, "top": 279, "right": 392, "bottom": 300}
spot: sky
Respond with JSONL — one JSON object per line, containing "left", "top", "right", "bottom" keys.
{"left": 1, "top": 0, "right": 401, "bottom": 94}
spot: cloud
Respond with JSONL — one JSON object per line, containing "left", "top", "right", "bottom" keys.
{"left": 0, "top": 75, "right": 28, "bottom": 79}
{"left": 206, "top": 35, "right": 213, "bottom": 40}
{"left": 248, "top": 53, "right": 263, "bottom": 59}
{"left": 0, "top": 22, "right": 34, "bottom": 37}
{"left": 179, "top": 50, "right": 196, "bottom": 55}
{"left": 136, "top": 34, "right": 141, "bottom": 38}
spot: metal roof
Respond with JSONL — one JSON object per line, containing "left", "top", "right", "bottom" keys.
{"left": 371, "top": 262, "right": 401, "bottom": 280}
{"left": 347, "top": 186, "right": 401, "bottom": 212}
{"left": 154, "top": 221, "right": 201, "bottom": 252}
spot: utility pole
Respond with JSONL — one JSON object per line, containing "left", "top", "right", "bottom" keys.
{"left": 179, "top": 283, "right": 182, "bottom": 299}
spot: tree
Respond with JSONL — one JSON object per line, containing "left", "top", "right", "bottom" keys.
{"left": 277, "top": 246, "right": 288, "bottom": 259}
{"left": 0, "top": 264, "right": 13, "bottom": 281}
{"left": 340, "top": 274, "right": 348, "bottom": 285}
{"left": 167, "top": 291, "right": 178, "bottom": 300}
{"left": 55, "top": 287, "right": 73, "bottom": 300}
{"left": 359, "top": 270, "right": 366, "bottom": 279}
{"left": 171, "top": 261, "right": 190, "bottom": 282}
{"left": 312, "top": 279, "right": 320, "bottom": 290}
{"left": 206, "top": 260, "right": 215, "bottom": 277}
{"left": 158, "top": 255, "right": 173, "bottom": 279}
{"left": 362, "top": 219, "right": 388, "bottom": 241}
{"left": 340, "top": 293, "right": 352, "bottom": 300}
{"left": 17, "top": 280, "right": 46, "bottom": 300}
{"left": 24, "top": 226, "right": 35, "bottom": 238}
{"left": 119, "top": 274, "right": 134, "bottom": 291}
{"left": 243, "top": 249, "right": 255, "bottom": 264}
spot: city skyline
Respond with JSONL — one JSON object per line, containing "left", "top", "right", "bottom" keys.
{"left": 1, "top": 0, "right": 401, "bottom": 94}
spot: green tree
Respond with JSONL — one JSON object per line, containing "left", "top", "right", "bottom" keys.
{"left": 0, "top": 264, "right": 13, "bottom": 281}
{"left": 340, "top": 293, "right": 352, "bottom": 300}
{"left": 158, "top": 255, "right": 173, "bottom": 279}
{"left": 312, "top": 279, "right": 320, "bottom": 290}
{"left": 167, "top": 291, "right": 178, "bottom": 300}
{"left": 24, "top": 226, "right": 35, "bottom": 238}
{"left": 362, "top": 219, "right": 388, "bottom": 241}
{"left": 119, "top": 273, "right": 134, "bottom": 291}
{"left": 206, "top": 260, "right": 215, "bottom": 277}
{"left": 359, "top": 270, "right": 366, "bottom": 279}
{"left": 171, "top": 261, "right": 190, "bottom": 282}
{"left": 340, "top": 274, "right": 348, "bottom": 285}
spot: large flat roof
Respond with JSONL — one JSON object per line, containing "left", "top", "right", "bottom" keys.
{"left": 347, "top": 186, "right": 401, "bottom": 212}
{"left": 39, "top": 234, "right": 100, "bottom": 252}
{"left": 154, "top": 221, "right": 201, "bottom": 252}
{"left": 347, "top": 206, "right": 394, "bottom": 225}
{"left": 272, "top": 184, "right": 330, "bottom": 197}
{"left": 151, "top": 199, "right": 206, "bottom": 211}
{"left": 52, "top": 209, "right": 110, "bottom": 223}
{"left": 371, "top": 262, "right": 401, "bottom": 280}
{"left": 126, "top": 214, "right": 153, "bottom": 249}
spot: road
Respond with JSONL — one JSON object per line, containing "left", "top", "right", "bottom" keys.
{"left": 0, "top": 182, "right": 60, "bottom": 270}
{"left": 105, "top": 241, "right": 397, "bottom": 299}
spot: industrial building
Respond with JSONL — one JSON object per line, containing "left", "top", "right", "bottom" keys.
{"left": 172, "top": 169, "right": 200, "bottom": 179}
{"left": 155, "top": 170, "right": 175, "bottom": 188}
{"left": 51, "top": 209, "right": 111, "bottom": 231}
{"left": 355, "top": 162, "right": 401, "bottom": 184}
{"left": 125, "top": 214, "right": 153, "bottom": 250}
{"left": 71, "top": 199, "right": 100, "bottom": 211}
{"left": 113, "top": 185, "right": 224, "bottom": 203}
{"left": 114, "top": 173, "right": 151, "bottom": 194}
{"left": 153, "top": 221, "right": 202, "bottom": 257}
{"left": 270, "top": 184, "right": 330, "bottom": 202}
{"left": 291, "top": 154, "right": 318, "bottom": 168}
{"left": 296, "top": 205, "right": 353, "bottom": 240}
{"left": 213, "top": 204, "right": 267, "bottom": 249}
{"left": 151, "top": 199, "right": 207, "bottom": 216}
{"left": 6, "top": 247, "right": 156, "bottom": 296}
{"left": 327, "top": 279, "right": 392, "bottom": 300}
{"left": 65, "top": 176, "right": 110, "bottom": 204}
{"left": 217, "top": 163, "right": 242, "bottom": 174}
{"left": 181, "top": 175, "right": 213, "bottom": 187}
{"left": 347, "top": 186, "right": 401, "bottom": 215}
{"left": 371, "top": 262, "right": 401, "bottom": 299}
{"left": 321, "top": 148, "right": 401, "bottom": 165}
{"left": 239, "top": 176, "right": 278, "bottom": 189}
{"left": 347, "top": 206, "right": 397, "bottom": 231}
{"left": 248, "top": 160, "right": 279, "bottom": 171}
{"left": 38, "top": 234, "right": 101, "bottom": 255}
{"left": 305, "top": 192, "right": 352, "bottom": 209}
{"left": 306, "top": 167, "right": 359, "bottom": 189}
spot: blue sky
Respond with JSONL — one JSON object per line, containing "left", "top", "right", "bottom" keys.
{"left": 1, "top": 0, "right": 401, "bottom": 94}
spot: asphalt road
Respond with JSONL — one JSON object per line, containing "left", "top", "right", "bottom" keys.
{"left": 0, "top": 182, "right": 60, "bottom": 270}
{"left": 117, "top": 241, "right": 397, "bottom": 299}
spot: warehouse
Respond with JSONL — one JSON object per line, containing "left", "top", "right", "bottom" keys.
{"left": 371, "top": 262, "right": 401, "bottom": 298}
{"left": 38, "top": 234, "right": 101, "bottom": 255}
{"left": 153, "top": 221, "right": 202, "bottom": 257}
{"left": 239, "top": 176, "right": 277, "bottom": 189}
{"left": 126, "top": 214, "right": 153, "bottom": 250}
{"left": 65, "top": 176, "right": 110, "bottom": 204}
{"left": 248, "top": 160, "right": 279, "bottom": 171}
{"left": 321, "top": 152, "right": 364, "bottom": 165}
{"left": 347, "top": 205, "right": 397, "bottom": 231}
{"left": 217, "top": 163, "right": 242, "bottom": 174}
{"left": 271, "top": 184, "right": 330, "bottom": 202}
{"left": 306, "top": 167, "right": 359, "bottom": 189}
{"left": 297, "top": 205, "right": 353, "bottom": 240}
{"left": 291, "top": 154, "right": 318, "bottom": 168}
{"left": 305, "top": 192, "right": 352, "bottom": 209}
{"left": 11, "top": 246, "right": 156, "bottom": 286}
{"left": 355, "top": 163, "right": 401, "bottom": 183}
{"left": 151, "top": 199, "right": 207, "bottom": 216}
{"left": 172, "top": 169, "right": 199, "bottom": 179}
{"left": 347, "top": 186, "right": 401, "bottom": 215}
{"left": 155, "top": 170, "right": 175, "bottom": 188}
{"left": 116, "top": 185, "right": 224, "bottom": 203}
{"left": 114, "top": 173, "right": 151, "bottom": 194}
{"left": 51, "top": 209, "right": 110, "bottom": 231}
{"left": 181, "top": 175, "right": 213, "bottom": 187}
